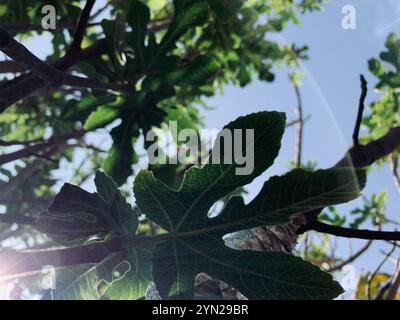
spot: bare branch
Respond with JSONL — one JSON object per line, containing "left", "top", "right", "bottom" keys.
{"left": 386, "top": 264, "right": 400, "bottom": 300}
{"left": 0, "top": 27, "right": 62, "bottom": 85}
{"left": 0, "top": 27, "right": 129, "bottom": 92}
{"left": 67, "top": 0, "right": 96, "bottom": 56}
{"left": 0, "top": 129, "right": 85, "bottom": 166}
{"left": 352, "top": 74, "right": 368, "bottom": 147}
{"left": 0, "top": 137, "right": 43, "bottom": 146}
{"left": 285, "top": 115, "right": 310, "bottom": 128}
{"left": 0, "top": 159, "right": 43, "bottom": 202}
{"left": 327, "top": 239, "right": 372, "bottom": 272}
{"left": 337, "top": 126, "right": 400, "bottom": 168}
{"left": 293, "top": 83, "right": 303, "bottom": 168}
{"left": 389, "top": 153, "right": 400, "bottom": 193}
{"left": 0, "top": 60, "right": 23, "bottom": 73}
{"left": 368, "top": 243, "right": 397, "bottom": 300}
{"left": 302, "top": 221, "right": 400, "bottom": 241}
{"left": 0, "top": 38, "right": 106, "bottom": 113}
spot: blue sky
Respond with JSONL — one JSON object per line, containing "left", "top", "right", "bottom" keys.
{"left": 10, "top": 0, "right": 400, "bottom": 297}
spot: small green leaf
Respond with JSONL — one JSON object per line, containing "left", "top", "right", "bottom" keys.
{"left": 84, "top": 106, "right": 119, "bottom": 130}
{"left": 158, "top": 0, "right": 209, "bottom": 55}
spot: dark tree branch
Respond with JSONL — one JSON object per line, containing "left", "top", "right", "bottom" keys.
{"left": 0, "top": 60, "right": 23, "bottom": 73}
{"left": 337, "top": 126, "right": 400, "bottom": 168}
{"left": 67, "top": 0, "right": 96, "bottom": 56}
{"left": 0, "top": 15, "right": 173, "bottom": 111}
{"left": 0, "top": 38, "right": 106, "bottom": 113}
{"left": 0, "top": 129, "right": 85, "bottom": 166}
{"left": 0, "top": 27, "right": 62, "bottom": 85}
{"left": 0, "top": 27, "right": 129, "bottom": 92}
{"left": 302, "top": 221, "right": 400, "bottom": 241}
{"left": 352, "top": 74, "right": 368, "bottom": 147}
{"left": 0, "top": 137, "right": 43, "bottom": 146}
{"left": 0, "top": 159, "right": 44, "bottom": 202}
{"left": 61, "top": 73, "right": 130, "bottom": 92}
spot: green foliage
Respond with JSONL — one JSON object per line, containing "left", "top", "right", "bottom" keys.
{"left": 320, "top": 192, "right": 387, "bottom": 229}
{"left": 0, "top": 0, "right": 324, "bottom": 188}
{"left": 364, "top": 33, "right": 400, "bottom": 146}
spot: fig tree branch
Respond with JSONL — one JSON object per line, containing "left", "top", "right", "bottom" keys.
{"left": 67, "top": 0, "right": 96, "bottom": 56}
{"left": 292, "top": 81, "right": 303, "bottom": 168}
{"left": 301, "top": 221, "right": 400, "bottom": 241}
{"left": 0, "top": 38, "right": 106, "bottom": 113}
{"left": 0, "top": 27, "right": 129, "bottom": 93}
{"left": 0, "top": 129, "right": 86, "bottom": 166}
{"left": 352, "top": 74, "right": 367, "bottom": 147}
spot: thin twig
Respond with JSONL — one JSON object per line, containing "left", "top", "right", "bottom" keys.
{"left": 91, "top": 1, "right": 111, "bottom": 20}
{"left": 285, "top": 115, "right": 310, "bottom": 128}
{"left": 368, "top": 242, "right": 396, "bottom": 300}
{"left": 293, "top": 83, "right": 303, "bottom": 168}
{"left": 386, "top": 262, "right": 400, "bottom": 300}
{"left": 352, "top": 74, "right": 368, "bottom": 147}
{"left": 0, "top": 137, "right": 43, "bottom": 146}
{"left": 389, "top": 153, "right": 400, "bottom": 193}
{"left": 327, "top": 239, "right": 372, "bottom": 272}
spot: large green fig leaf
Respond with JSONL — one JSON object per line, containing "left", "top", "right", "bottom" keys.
{"left": 134, "top": 111, "right": 366, "bottom": 299}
